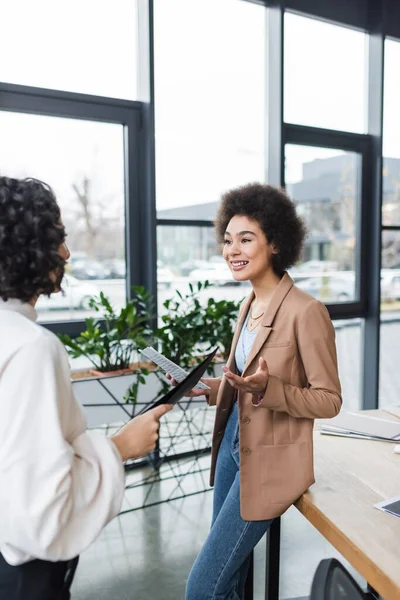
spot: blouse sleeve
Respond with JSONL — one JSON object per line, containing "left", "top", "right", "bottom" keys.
{"left": 0, "top": 332, "right": 125, "bottom": 563}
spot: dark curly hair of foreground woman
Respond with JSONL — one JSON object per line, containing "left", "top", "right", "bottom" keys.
{"left": 0, "top": 176, "right": 66, "bottom": 302}
{"left": 215, "top": 182, "right": 307, "bottom": 275}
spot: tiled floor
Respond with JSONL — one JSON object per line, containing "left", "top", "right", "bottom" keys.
{"left": 71, "top": 485, "right": 365, "bottom": 600}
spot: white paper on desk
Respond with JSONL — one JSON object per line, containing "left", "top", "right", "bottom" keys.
{"left": 319, "top": 428, "right": 400, "bottom": 442}
{"left": 374, "top": 496, "right": 400, "bottom": 519}
{"left": 319, "top": 411, "right": 400, "bottom": 441}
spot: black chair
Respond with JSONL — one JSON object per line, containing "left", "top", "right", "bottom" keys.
{"left": 311, "top": 558, "right": 368, "bottom": 600}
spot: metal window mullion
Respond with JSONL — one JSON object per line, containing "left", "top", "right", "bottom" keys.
{"left": 361, "top": 3, "right": 385, "bottom": 410}
{"left": 157, "top": 219, "right": 214, "bottom": 228}
{"left": 267, "top": 1, "right": 284, "bottom": 187}
{"left": 134, "top": 0, "right": 158, "bottom": 304}
{"left": 283, "top": 0, "right": 369, "bottom": 31}
{"left": 284, "top": 123, "right": 370, "bottom": 154}
{"left": 0, "top": 84, "right": 142, "bottom": 124}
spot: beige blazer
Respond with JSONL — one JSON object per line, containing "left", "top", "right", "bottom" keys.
{"left": 206, "top": 273, "right": 342, "bottom": 521}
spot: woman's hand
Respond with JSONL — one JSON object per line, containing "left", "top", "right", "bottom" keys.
{"left": 166, "top": 373, "right": 210, "bottom": 397}
{"left": 222, "top": 357, "right": 269, "bottom": 396}
{"left": 111, "top": 404, "right": 173, "bottom": 461}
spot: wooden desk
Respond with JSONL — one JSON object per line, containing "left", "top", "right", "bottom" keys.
{"left": 293, "top": 409, "right": 400, "bottom": 600}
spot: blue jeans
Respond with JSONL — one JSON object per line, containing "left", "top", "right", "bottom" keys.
{"left": 185, "top": 403, "right": 272, "bottom": 600}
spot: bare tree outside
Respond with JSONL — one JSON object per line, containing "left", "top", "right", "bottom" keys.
{"left": 72, "top": 176, "right": 104, "bottom": 259}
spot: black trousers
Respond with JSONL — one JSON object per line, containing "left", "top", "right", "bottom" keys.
{"left": 0, "top": 553, "right": 79, "bottom": 600}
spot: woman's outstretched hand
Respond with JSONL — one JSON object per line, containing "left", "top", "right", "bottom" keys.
{"left": 222, "top": 357, "right": 269, "bottom": 396}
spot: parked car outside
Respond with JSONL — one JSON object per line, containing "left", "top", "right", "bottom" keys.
{"left": 70, "top": 259, "right": 109, "bottom": 280}
{"left": 381, "top": 269, "right": 400, "bottom": 301}
{"left": 188, "top": 262, "right": 239, "bottom": 286}
{"left": 295, "top": 273, "right": 355, "bottom": 302}
{"left": 291, "top": 260, "right": 339, "bottom": 273}
{"left": 158, "top": 266, "right": 175, "bottom": 289}
{"left": 35, "top": 275, "right": 98, "bottom": 311}
{"left": 104, "top": 258, "right": 126, "bottom": 279}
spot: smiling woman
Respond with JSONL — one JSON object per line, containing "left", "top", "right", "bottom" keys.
{"left": 216, "top": 183, "right": 306, "bottom": 278}
{"left": 184, "top": 182, "right": 341, "bottom": 600}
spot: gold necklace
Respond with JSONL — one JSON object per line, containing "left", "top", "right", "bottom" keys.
{"left": 249, "top": 306, "right": 264, "bottom": 320}
{"left": 247, "top": 318, "right": 262, "bottom": 332}
{"left": 247, "top": 307, "right": 264, "bottom": 332}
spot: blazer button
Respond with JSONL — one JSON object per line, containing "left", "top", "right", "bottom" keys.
{"left": 242, "top": 447, "right": 251, "bottom": 455}
{"left": 241, "top": 416, "right": 251, "bottom": 424}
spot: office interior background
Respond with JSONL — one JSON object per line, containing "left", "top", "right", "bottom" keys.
{"left": 1, "top": 0, "right": 400, "bottom": 598}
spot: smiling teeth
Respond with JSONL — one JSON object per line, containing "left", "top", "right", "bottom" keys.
{"left": 232, "top": 261, "right": 248, "bottom": 266}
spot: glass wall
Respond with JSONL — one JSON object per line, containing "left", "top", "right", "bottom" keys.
{"left": 0, "top": 0, "right": 139, "bottom": 100}
{"left": 334, "top": 319, "right": 362, "bottom": 410}
{"left": 379, "top": 38, "right": 400, "bottom": 407}
{"left": 154, "top": 0, "right": 266, "bottom": 221}
{"left": 154, "top": 0, "right": 267, "bottom": 314}
{"left": 285, "top": 144, "right": 361, "bottom": 303}
{"left": 382, "top": 40, "right": 400, "bottom": 226}
{"left": 0, "top": 111, "right": 126, "bottom": 322}
{"left": 284, "top": 12, "right": 367, "bottom": 133}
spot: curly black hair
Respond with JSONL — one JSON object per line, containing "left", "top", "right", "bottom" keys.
{"left": 0, "top": 176, "right": 66, "bottom": 302}
{"left": 214, "top": 183, "right": 307, "bottom": 275}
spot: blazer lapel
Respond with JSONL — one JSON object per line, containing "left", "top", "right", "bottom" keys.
{"left": 241, "top": 273, "right": 294, "bottom": 377}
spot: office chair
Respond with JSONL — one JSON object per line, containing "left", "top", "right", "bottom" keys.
{"left": 310, "top": 558, "right": 367, "bottom": 600}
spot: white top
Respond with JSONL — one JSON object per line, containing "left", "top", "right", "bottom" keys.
{"left": 0, "top": 299, "right": 125, "bottom": 565}
{"left": 234, "top": 311, "right": 257, "bottom": 375}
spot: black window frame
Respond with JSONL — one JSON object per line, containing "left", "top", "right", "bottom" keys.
{"left": 2, "top": 0, "right": 399, "bottom": 410}
{"left": 0, "top": 82, "right": 152, "bottom": 337}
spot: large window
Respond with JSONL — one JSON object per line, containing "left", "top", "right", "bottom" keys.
{"left": 154, "top": 0, "right": 266, "bottom": 221}
{"left": 0, "top": 111, "right": 126, "bottom": 322}
{"left": 0, "top": 0, "right": 139, "bottom": 100}
{"left": 382, "top": 40, "right": 400, "bottom": 226}
{"left": 285, "top": 144, "right": 361, "bottom": 303}
{"left": 157, "top": 224, "right": 250, "bottom": 316}
{"left": 380, "top": 38, "right": 400, "bottom": 407}
{"left": 334, "top": 319, "right": 362, "bottom": 410}
{"left": 284, "top": 13, "right": 367, "bottom": 133}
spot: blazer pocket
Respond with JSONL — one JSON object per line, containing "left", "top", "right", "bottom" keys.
{"left": 263, "top": 340, "right": 291, "bottom": 348}
{"left": 260, "top": 442, "right": 313, "bottom": 505}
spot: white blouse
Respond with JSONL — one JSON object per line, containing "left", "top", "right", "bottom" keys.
{"left": 0, "top": 299, "right": 125, "bottom": 565}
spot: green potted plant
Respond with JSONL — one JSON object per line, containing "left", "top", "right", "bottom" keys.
{"left": 154, "top": 281, "right": 240, "bottom": 393}
{"left": 59, "top": 287, "right": 153, "bottom": 404}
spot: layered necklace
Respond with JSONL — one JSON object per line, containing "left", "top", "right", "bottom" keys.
{"left": 247, "top": 303, "right": 265, "bottom": 332}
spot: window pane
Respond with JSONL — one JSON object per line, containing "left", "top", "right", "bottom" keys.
{"left": 335, "top": 319, "right": 362, "bottom": 411}
{"left": 0, "top": 111, "right": 126, "bottom": 322}
{"left": 154, "top": 0, "right": 266, "bottom": 220}
{"left": 0, "top": 0, "right": 138, "bottom": 100}
{"left": 382, "top": 40, "right": 400, "bottom": 225}
{"left": 157, "top": 224, "right": 251, "bottom": 317}
{"left": 380, "top": 318, "right": 400, "bottom": 408}
{"left": 284, "top": 13, "right": 367, "bottom": 133}
{"left": 380, "top": 231, "right": 400, "bottom": 407}
{"left": 285, "top": 145, "right": 360, "bottom": 303}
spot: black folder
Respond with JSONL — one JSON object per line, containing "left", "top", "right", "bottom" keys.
{"left": 139, "top": 347, "right": 218, "bottom": 414}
